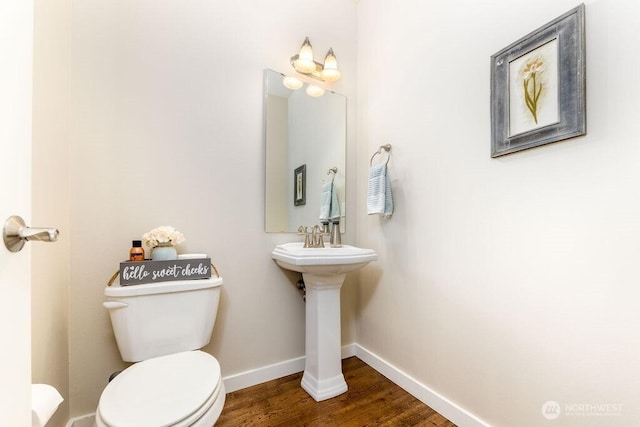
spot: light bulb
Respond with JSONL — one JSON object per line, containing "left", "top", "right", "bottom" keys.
{"left": 321, "top": 48, "right": 341, "bottom": 82}
{"left": 306, "top": 85, "right": 325, "bottom": 97}
{"left": 294, "top": 37, "right": 316, "bottom": 74}
{"left": 282, "top": 76, "right": 303, "bottom": 90}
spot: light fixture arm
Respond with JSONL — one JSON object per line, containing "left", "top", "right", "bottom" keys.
{"left": 290, "top": 54, "right": 325, "bottom": 81}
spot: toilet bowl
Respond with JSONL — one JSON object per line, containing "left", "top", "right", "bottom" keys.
{"left": 95, "top": 351, "right": 225, "bottom": 427}
{"left": 98, "top": 277, "right": 225, "bottom": 426}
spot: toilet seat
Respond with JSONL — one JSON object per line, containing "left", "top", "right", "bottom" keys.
{"left": 97, "top": 351, "right": 223, "bottom": 427}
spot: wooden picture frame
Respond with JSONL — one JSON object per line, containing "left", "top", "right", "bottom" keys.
{"left": 491, "top": 4, "right": 586, "bottom": 157}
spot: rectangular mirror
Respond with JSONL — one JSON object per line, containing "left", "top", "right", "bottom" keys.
{"left": 264, "top": 69, "right": 346, "bottom": 233}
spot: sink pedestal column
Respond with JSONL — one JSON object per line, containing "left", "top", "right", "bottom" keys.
{"left": 300, "top": 272, "right": 347, "bottom": 401}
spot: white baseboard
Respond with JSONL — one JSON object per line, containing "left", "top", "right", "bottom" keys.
{"left": 354, "top": 344, "right": 489, "bottom": 427}
{"left": 223, "top": 344, "right": 357, "bottom": 394}
{"left": 222, "top": 355, "right": 305, "bottom": 394}
{"left": 341, "top": 342, "right": 357, "bottom": 358}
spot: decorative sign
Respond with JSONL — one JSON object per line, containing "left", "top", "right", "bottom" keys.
{"left": 119, "top": 258, "right": 212, "bottom": 286}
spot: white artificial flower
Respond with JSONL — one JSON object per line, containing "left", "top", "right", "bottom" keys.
{"left": 142, "top": 226, "right": 186, "bottom": 247}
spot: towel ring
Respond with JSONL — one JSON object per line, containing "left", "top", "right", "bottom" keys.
{"left": 370, "top": 144, "right": 392, "bottom": 166}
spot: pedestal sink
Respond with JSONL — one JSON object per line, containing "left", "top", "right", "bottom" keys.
{"left": 272, "top": 242, "right": 378, "bottom": 401}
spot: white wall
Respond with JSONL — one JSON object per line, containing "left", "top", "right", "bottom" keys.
{"left": 67, "top": 0, "right": 358, "bottom": 417}
{"left": 357, "top": 1, "right": 640, "bottom": 426}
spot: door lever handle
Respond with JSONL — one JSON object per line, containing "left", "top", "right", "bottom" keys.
{"left": 3, "top": 215, "right": 59, "bottom": 252}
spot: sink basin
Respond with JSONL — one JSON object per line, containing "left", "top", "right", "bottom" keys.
{"left": 272, "top": 241, "right": 378, "bottom": 401}
{"left": 272, "top": 242, "right": 378, "bottom": 274}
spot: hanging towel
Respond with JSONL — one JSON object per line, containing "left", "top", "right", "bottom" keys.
{"left": 319, "top": 182, "right": 332, "bottom": 220}
{"left": 319, "top": 182, "right": 341, "bottom": 221}
{"left": 367, "top": 164, "right": 393, "bottom": 217}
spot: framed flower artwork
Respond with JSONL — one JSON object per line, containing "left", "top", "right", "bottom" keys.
{"left": 490, "top": 4, "right": 586, "bottom": 157}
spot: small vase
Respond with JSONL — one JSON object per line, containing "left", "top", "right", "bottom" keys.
{"left": 152, "top": 242, "right": 177, "bottom": 261}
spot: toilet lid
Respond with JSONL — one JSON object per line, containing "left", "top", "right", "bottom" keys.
{"left": 99, "top": 351, "right": 221, "bottom": 427}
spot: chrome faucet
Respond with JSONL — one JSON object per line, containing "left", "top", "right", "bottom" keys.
{"left": 298, "top": 225, "right": 328, "bottom": 248}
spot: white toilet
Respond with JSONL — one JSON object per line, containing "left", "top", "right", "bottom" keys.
{"left": 96, "top": 277, "right": 225, "bottom": 427}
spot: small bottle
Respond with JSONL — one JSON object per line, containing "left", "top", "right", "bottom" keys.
{"left": 129, "top": 240, "right": 145, "bottom": 262}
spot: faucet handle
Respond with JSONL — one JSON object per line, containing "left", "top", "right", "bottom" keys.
{"left": 298, "top": 226, "right": 312, "bottom": 248}
{"left": 313, "top": 224, "right": 329, "bottom": 248}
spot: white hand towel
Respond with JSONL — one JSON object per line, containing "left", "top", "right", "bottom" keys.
{"left": 32, "top": 384, "right": 63, "bottom": 427}
{"left": 367, "top": 164, "right": 393, "bottom": 217}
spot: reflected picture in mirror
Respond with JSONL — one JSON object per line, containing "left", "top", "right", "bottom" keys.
{"left": 294, "top": 164, "right": 306, "bottom": 206}
{"left": 264, "top": 69, "right": 346, "bottom": 233}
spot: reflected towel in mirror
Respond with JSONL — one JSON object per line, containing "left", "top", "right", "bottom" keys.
{"left": 319, "top": 182, "right": 340, "bottom": 221}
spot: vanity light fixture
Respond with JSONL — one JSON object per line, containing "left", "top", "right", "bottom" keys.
{"left": 290, "top": 37, "right": 341, "bottom": 82}
{"left": 282, "top": 76, "right": 303, "bottom": 90}
{"left": 282, "top": 76, "right": 325, "bottom": 97}
{"left": 306, "top": 85, "right": 325, "bottom": 97}
{"left": 321, "top": 48, "right": 341, "bottom": 82}
{"left": 293, "top": 37, "right": 316, "bottom": 74}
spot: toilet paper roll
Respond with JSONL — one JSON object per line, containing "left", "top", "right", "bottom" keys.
{"left": 32, "top": 384, "right": 63, "bottom": 427}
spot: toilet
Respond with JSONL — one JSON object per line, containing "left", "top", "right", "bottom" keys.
{"left": 96, "top": 277, "right": 225, "bottom": 426}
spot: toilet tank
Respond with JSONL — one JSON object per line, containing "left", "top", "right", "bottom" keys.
{"left": 104, "top": 277, "right": 223, "bottom": 362}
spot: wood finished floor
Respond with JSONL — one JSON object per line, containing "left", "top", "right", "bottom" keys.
{"left": 216, "top": 357, "right": 456, "bottom": 427}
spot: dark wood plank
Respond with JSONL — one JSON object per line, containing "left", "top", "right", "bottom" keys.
{"left": 216, "top": 357, "right": 457, "bottom": 427}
